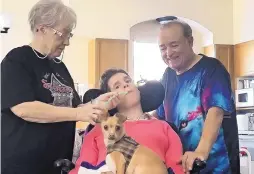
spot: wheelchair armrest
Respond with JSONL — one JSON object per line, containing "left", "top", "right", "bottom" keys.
{"left": 190, "top": 159, "right": 206, "bottom": 174}
{"left": 54, "top": 159, "right": 75, "bottom": 173}
{"left": 53, "top": 158, "right": 205, "bottom": 174}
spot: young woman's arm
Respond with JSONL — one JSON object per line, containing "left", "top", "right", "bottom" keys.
{"left": 164, "top": 123, "right": 184, "bottom": 174}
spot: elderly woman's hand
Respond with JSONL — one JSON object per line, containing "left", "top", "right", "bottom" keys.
{"left": 76, "top": 92, "right": 127, "bottom": 124}
{"left": 76, "top": 102, "right": 107, "bottom": 125}
{"left": 95, "top": 91, "right": 128, "bottom": 110}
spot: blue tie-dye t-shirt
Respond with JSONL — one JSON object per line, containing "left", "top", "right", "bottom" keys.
{"left": 157, "top": 55, "right": 240, "bottom": 174}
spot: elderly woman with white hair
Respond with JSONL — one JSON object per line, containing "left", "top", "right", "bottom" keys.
{"left": 1, "top": 1, "right": 123, "bottom": 174}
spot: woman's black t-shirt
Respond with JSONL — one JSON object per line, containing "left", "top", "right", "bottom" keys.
{"left": 1, "top": 45, "right": 81, "bottom": 174}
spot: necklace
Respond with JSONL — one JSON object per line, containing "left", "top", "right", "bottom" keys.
{"left": 53, "top": 56, "right": 63, "bottom": 64}
{"left": 30, "top": 46, "right": 64, "bottom": 64}
{"left": 31, "top": 47, "right": 48, "bottom": 59}
{"left": 127, "top": 113, "right": 151, "bottom": 121}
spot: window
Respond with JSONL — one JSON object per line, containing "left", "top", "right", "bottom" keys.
{"left": 133, "top": 42, "right": 167, "bottom": 83}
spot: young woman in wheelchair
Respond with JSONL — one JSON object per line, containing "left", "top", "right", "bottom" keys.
{"left": 69, "top": 68, "right": 184, "bottom": 174}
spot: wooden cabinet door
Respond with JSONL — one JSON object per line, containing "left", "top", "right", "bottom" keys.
{"left": 234, "top": 40, "right": 254, "bottom": 77}
{"left": 204, "top": 45, "right": 215, "bottom": 57}
{"left": 204, "top": 44, "right": 235, "bottom": 90}
{"left": 97, "top": 39, "right": 128, "bottom": 79}
{"left": 215, "top": 45, "right": 234, "bottom": 74}
{"left": 214, "top": 44, "right": 235, "bottom": 90}
{"left": 88, "top": 38, "right": 129, "bottom": 88}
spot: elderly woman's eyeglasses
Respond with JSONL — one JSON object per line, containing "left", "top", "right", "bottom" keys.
{"left": 51, "top": 28, "right": 73, "bottom": 40}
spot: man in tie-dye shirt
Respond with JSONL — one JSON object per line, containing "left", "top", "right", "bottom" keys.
{"left": 154, "top": 18, "right": 240, "bottom": 174}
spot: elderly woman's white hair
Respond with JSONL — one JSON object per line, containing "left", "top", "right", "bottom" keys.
{"left": 28, "top": 0, "right": 77, "bottom": 32}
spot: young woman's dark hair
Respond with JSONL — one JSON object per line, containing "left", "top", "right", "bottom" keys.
{"left": 100, "top": 68, "right": 129, "bottom": 93}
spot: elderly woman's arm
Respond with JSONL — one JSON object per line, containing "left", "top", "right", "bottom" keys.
{"left": 1, "top": 52, "right": 116, "bottom": 124}
{"left": 10, "top": 94, "right": 120, "bottom": 123}
{"left": 11, "top": 101, "right": 89, "bottom": 123}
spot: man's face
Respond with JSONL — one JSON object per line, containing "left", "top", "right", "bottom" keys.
{"left": 158, "top": 24, "right": 193, "bottom": 71}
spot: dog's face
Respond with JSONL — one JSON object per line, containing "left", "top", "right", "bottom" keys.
{"left": 101, "top": 113, "right": 127, "bottom": 145}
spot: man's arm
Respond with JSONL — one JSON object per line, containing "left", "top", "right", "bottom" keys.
{"left": 195, "top": 107, "right": 224, "bottom": 158}
{"left": 181, "top": 60, "right": 235, "bottom": 173}
{"left": 181, "top": 107, "right": 224, "bottom": 173}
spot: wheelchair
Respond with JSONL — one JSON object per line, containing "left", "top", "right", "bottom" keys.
{"left": 54, "top": 81, "right": 206, "bottom": 174}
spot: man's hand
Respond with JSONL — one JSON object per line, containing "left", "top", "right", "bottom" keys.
{"left": 181, "top": 107, "right": 224, "bottom": 173}
{"left": 181, "top": 151, "right": 208, "bottom": 173}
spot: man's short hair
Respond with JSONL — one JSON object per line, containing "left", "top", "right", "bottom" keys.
{"left": 160, "top": 19, "right": 193, "bottom": 38}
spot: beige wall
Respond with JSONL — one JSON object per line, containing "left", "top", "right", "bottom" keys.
{"left": 69, "top": 0, "right": 233, "bottom": 44}
{"left": 63, "top": 36, "right": 90, "bottom": 83}
{"left": 233, "top": 0, "right": 254, "bottom": 44}
{"left": 1, "top": 0, "right": 234, "bottom": 83}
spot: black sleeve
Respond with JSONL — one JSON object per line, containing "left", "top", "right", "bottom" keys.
{"left": 1, "top": 55, "right": 35, "bottom": 110}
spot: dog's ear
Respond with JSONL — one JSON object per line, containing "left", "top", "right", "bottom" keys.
{"left": 115, "top": 113, "right": 127, "bottom": 123}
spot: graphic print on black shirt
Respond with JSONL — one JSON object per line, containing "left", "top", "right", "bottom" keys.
{"left": 42, "top": 73, "right": 74, "bottom": 107}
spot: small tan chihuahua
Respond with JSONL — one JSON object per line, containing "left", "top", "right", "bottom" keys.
{"left": 100, "top": 113, "right": 168, "bottom": 174}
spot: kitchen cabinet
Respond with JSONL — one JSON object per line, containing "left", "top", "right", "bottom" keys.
{"left": 88, "top": 38, "right": 129, "bottom": 88}
{"left": 203, "top": 45, "right": 215, "bottom": 57}
{"left": 204, "top": 44, "right": 235, "bottom": 90}
{"left": 234, "top": 40, "right": 254, "bottom": 78}
{"left": 215, "top": 45, "right": 235, "bottom": 90}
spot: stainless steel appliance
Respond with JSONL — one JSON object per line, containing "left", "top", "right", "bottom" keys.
{"left": 238, "top": 114, "right": 254, "bottom": 174}
{"left": 237, "top": 113, "right": 254, "bottom": 132}
{"left": 239, "top": 135, "right": 254, "bottom": 174}
{"left": 235, "top": 88, "right": 254, "bottom": 108}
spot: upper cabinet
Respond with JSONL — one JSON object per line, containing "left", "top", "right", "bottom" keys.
{"left": 204, "top": 44, "right": 235, "bottom": 90}
{"left": 204, "top": 40, "right": 254, "bottom": 90}
{"left": 234, "top": 40, "right": 254, "bottom": 78}
{"left": 203, "top": 45, "right": 215, "bottom": 58}
{"left": 88, "top": 38, "right": 129, "bottom": 88}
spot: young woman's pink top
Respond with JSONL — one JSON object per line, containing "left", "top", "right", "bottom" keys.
{"left": 70, "top": 118, "right": 184, "bottom": 174}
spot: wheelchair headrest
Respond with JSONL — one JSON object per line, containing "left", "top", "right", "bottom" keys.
{"left": 138, "top": 80, "right": 165, "bottom": 112}
{"left": 82, "top": 80, "right": 165, "bottom": 114}
{"left": 83, "top": 89, "right": 104, "bottom": 104}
